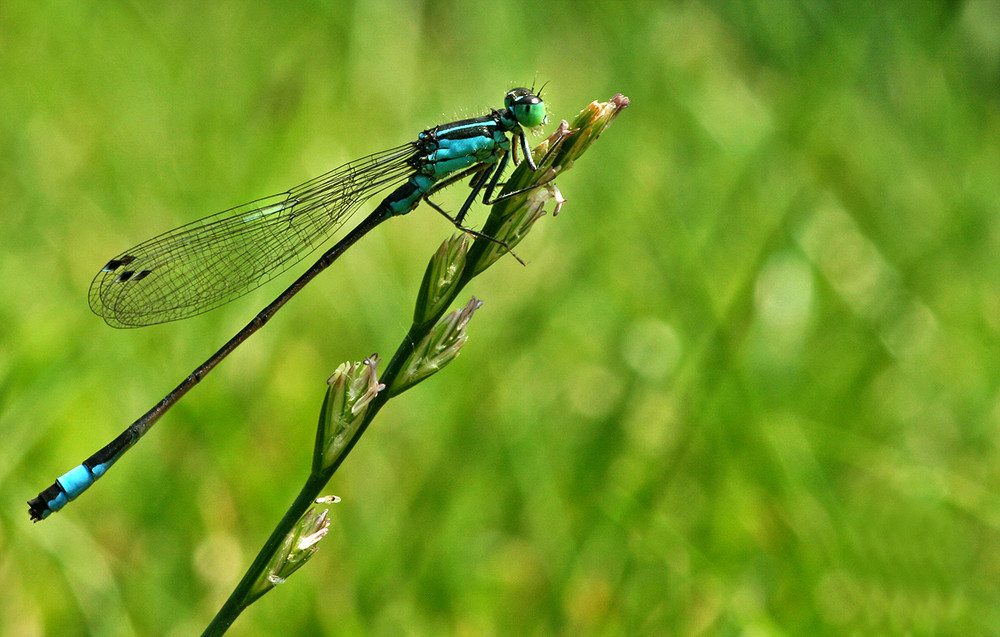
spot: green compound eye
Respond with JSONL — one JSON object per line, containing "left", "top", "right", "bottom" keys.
{"left": 506, "top": 88, "right": 547, "bottom": 128}
{"left": 514, "top": 99, "right": 546, "bottom": 127}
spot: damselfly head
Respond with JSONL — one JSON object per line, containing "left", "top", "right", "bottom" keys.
{"left": 505, "top": 87, "right": 547, "bottom": 128}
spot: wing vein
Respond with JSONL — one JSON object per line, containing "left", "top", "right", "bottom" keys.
{"left": 90, "top": 143, "right": 417, "bottom": 327}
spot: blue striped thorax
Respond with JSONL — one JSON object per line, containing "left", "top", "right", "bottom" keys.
{"left": 400, "top": 87, "right": 548, "bottom": 201}
{"left": 416, "top": 117, "right": 509, "bottom": 178}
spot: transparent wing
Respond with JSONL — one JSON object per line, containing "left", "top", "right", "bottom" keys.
{"left": 89, "top": 144, "right": 417, "bottom": 328}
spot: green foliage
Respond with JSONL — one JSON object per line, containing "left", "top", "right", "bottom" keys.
{"left": 4, "top": 1, "right": 1000, "bottom": 635}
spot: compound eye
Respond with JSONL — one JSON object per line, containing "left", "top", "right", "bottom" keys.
{"left": 506, "top": 89, "right": 546, "bottom": 128}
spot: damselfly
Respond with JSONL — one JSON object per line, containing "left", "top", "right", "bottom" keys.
{"left": 29, "top": 87, "right": 552, "bottom": 521}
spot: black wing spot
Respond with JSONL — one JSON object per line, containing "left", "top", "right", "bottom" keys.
{"left": 115, "top": 269, "right": 154, "bottom": 283}
{"left": 104, "top": 255, "right": 137, "bottom": 272}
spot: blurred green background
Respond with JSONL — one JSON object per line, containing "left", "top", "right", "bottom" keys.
{"left": 3, "top": 1, "right": 1000, "bottom": 635}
